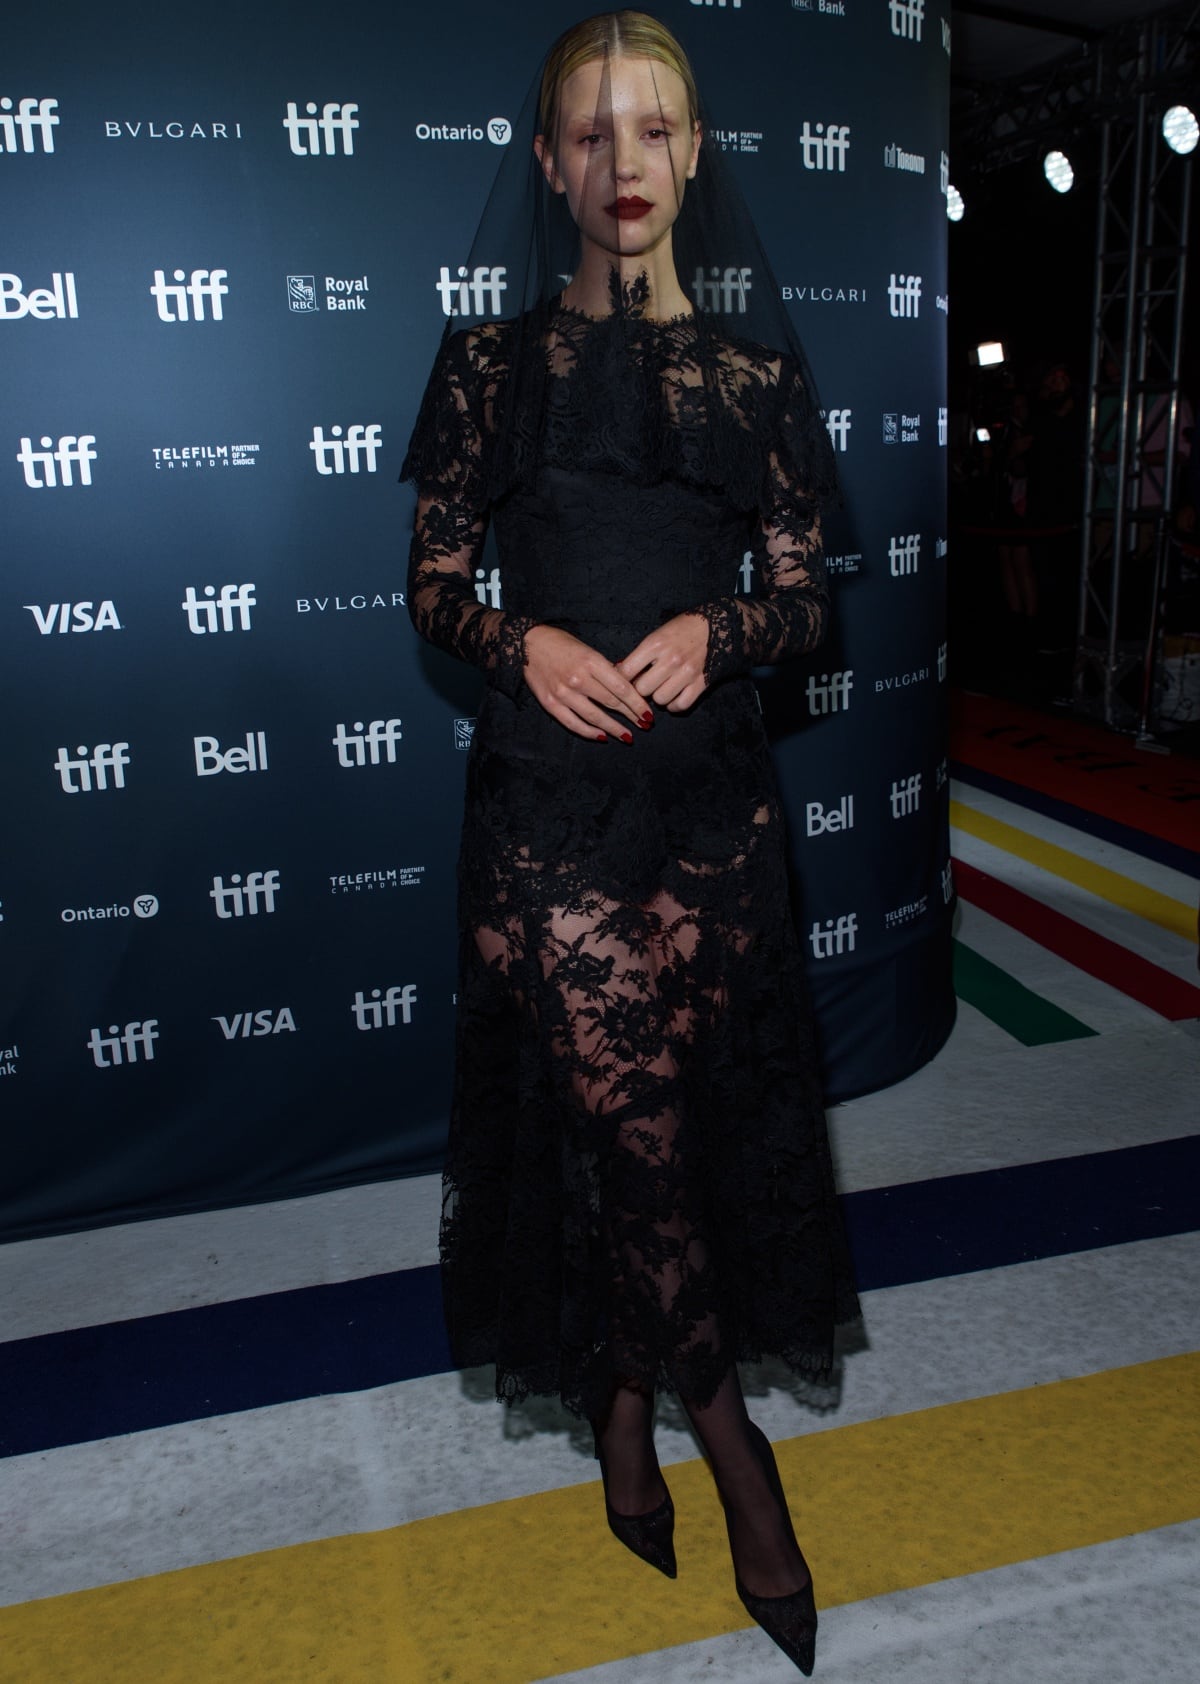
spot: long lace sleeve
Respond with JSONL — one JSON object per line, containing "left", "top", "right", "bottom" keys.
{"left": 402, "top": 328, "right": 536, "bottom": 699}
{"left": 696, "top": 356, "right": 833, "bottom": 685}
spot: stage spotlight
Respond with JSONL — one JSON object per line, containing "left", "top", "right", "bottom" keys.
{"left": 1043, "top": 150, "right": 1074, "bottom": 193}
{"left": 946, "top": 184, "right": 965, "bottom": 221}
{"left": 1163, "top": 105, "right": 1198, "bottom": 155}
{"left": 973, "top": 342, "right": 1005, "bottom": 368}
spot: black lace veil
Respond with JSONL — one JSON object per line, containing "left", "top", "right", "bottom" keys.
{"left": 402, "top": 17, "right": 838, "bottom": 519}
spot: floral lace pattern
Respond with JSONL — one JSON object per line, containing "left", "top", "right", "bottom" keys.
{"left": 404, "top": 306, "right": 859, "bottom": 1419}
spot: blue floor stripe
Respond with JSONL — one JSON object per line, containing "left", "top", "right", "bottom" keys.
{"left": 949, "top": 761, "right": 1200, "bottom": 880}
{"left": 2, "top": 1134, "right": 1198, "bottom": 1459}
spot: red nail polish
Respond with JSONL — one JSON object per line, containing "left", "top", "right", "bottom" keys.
{"left": 596, "top": 732, "right": 608, "bottom": 742}
{"left": 640, "top": 712, "right": 654, "bottom": 728}
{"left": 621, "top": 730, "right": 633, "bottom": 744}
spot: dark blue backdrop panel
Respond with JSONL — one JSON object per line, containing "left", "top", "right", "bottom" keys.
{"left": 1, "top": 0, "right": 952, "bottom": 1240}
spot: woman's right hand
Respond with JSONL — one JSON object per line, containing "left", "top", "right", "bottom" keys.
{"left": 522, "top": 624, "right": 653, "bottom": 742}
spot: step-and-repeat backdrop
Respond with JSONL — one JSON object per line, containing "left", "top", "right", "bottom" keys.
{"left": 1, "top": 0, "right": 952, "bottom": 1241}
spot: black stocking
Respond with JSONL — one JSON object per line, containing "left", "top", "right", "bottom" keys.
{"left": 591, "top": 1379, "right": 667, "bottom": 1516}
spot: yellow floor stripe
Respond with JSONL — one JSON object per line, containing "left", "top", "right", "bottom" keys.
{"left": 3, "top": 1352, "right": 1198, "bottom": 1684}
{"left": 950, "top": 799, "right": 1198, "bottom": 943}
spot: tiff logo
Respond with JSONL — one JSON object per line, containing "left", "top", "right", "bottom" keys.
{"left": 942, "top": 18, "right": 951, "bottom": 54}
{"left": 799, "top": 122, "right": 850, "bottom": 172}
{"left": 181, "top": 583, "right": 255, "bottom": 633}
{"left": 309, "top": 423, "right": 382, "bottom": 475}
{"left": 826, "top": 408, "right": 851, "bottom": 451}
{"left": 333, "top": 719, "right": 402, "bottom": 767}
{"left": 889, "top": 534, "right": 921, "bottom": 576}
{"left": 938, "top": 641, "right": 948, "bottom": 681}
{"left": 690, "top": 0, "right": 742, "bottom": 7}
{"left": 87, "top": 1020, "right": 158, "bottom": 1068}
{"left": 0, "top": 97, "right": 60, "bottom": 153}
{"left": 283, "top": 101, "right": 359, "bottom": 156}
{"left": 150, "top": 268, "right": 228, "bottom": 322}
{"left": 806, "top": 670, "right": 853, "bottom": 715}
{"left": 54, "top": 742, "right": 130, "bottom": 794}
{"left": 887, "top": 273, "right": 922, "bottom": 318}
{"left": 474, "top": 566, "right": 503, "bottom": 608}
{"left": 25, "top": 601, "right": 119, "bottom": 634}
{"left": 436, "top": 265, "right": 507, "bottom": 317}
{"left": 194, "top": 732, "right": 268, "bottom": 776}
{"left": 938, "top": 406, "right": 948, "bottom": 445}
{"left": 351, "top": 985, "right": 417, "bottom": 1029}
{"left": 17, "top": 434, "right": 96, "bottom": 488}
{"left": 939, "top": 150, "right": 950, "bottom": 194}
{"left": 809, "top": 914, "right": 857, "bottom": 958}
{"left": 210, "top": 870, "right": 280, "bottom": 919}
{"left": 889, "top": 0, "right": 925, "bottom": 42}
{"left": 692, "top": 266, "right": 752, "bottom": 312}
{"left": 890, "top": 773, "right": 922, "bottom": 817}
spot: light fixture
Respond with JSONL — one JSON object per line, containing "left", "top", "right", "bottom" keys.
{"left": 1043, "top": 150, "right": 1074, "bottom": 193}
{"left": 1162, "top": 105, "right": 1199, "bottom": 156}
{"left": 946, "top": 184, "right": 965, "bottom": 221}
{"left": 974, "top": 342, "right": 1005, "bottom": 368}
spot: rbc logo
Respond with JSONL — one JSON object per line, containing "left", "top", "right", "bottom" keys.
{"left": 0, "top": 97, "right": 60, "bottom": 154}
{"left": 309, "top": 424, "right": 382, "bottom": 474}
{"left": 54, "top": 743, "right": 130, "bottom": 793}
{"left": 809, "top": 914, "right": 857, "bottom": 958}
{"left": 209, "top": 870, "right": 280, "bottom": 919}
{"left": 798, "top": 122, "right": 850, "bottom": 172}
{"left": 332, "top": 720, "right": 402, "bottom": 767}
{"left": 25, "top": 601, "right": 120, "bottom": 634}
{"left": 887, "top": 274, "right": 922, "bottom": 318}
{"left": 288, "top": 275, "right": 317, "bottom": 312}
{"left": 283, "top": 102, "right": 359, "bottom": 156}
{"left": 194, "top": 731, "right": 268, "bottom": 776}
{"left": 150, "top": 269, "right": 228, "bottom": 322}
{"left": 889, "top": 535, "right": 921, "bottom": 577}
{"left": 1, "top": 271, "right": 78, "bottom": 319}
{"left": 692, "top": 266, "right": 752, "bottom": 311}
{"left": 181, "top": 583, "right": 255, "bottom": 634}
{"left": 352, "top": 986, "right": 417, "bottom": 1029}
{"left": 890, "top": 773, "right": 922, "bottom": 817}
{"left": 806, "top": 671, "right": 853, "bottom": 715}
{"left": 17, "top": 434, "right": 96, "bottom": 488}
{"left": 87, "top": 1020, "right": 158, "bottom": 1068}
{"left": 435, "top": 265, "right": 508, "bottom": 317}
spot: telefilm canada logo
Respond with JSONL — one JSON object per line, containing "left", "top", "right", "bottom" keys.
{"left": 825, "top": 552, "right": 862, "bottom": 576}
{"left": 415, "top": 117, "right": 511, "bottom": 145}
{"left": 885, "top": 894, "right": 929, "bottom": 930}
{"left": 712, "top": 126, "right": 763, "bottom": 154}
{"left": 1, "top": 97, "right": 60, "bottom": 153}
{"left": 283, "top": 102, "right": 359, "bottom": 157}
{"left": 1, "top": 271, "right": 78, "bottom": 319}
{"left": 287, "top": 274, "right": 370, "bottom": 313}
{"left": 153, "top": 442, "right": 259, "bottom": 470}
{"left": 61, "top": 894, "right": 159, "bottom": 924}
{"left": 150, "top": 268, "right": 228, "bottom": 322}
{"left": 799, "top": 122, "right": 849, "bottom": 172}
{"left": 329, "top": 866, "right": 425, "bottom": 894}
{"left": 25, "top": 600, "right": 120, "bottom": 635}
{"left": 17, "top": 434, "right": 96, "bottom": 488}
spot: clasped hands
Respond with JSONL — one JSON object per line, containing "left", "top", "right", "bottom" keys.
{"left": 522, "top": 615, "right": 709, "bottom": 742}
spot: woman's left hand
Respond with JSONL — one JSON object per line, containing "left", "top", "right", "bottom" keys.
{"left": 616, "top": 613, "right": 710, "bottom": 713}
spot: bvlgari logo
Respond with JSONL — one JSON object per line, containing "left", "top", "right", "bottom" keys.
{"left": 781, "top": 282, "right": 867, "bottom": 304}
{"left": 104, "top": 118, "right": 243, "bottom": 141}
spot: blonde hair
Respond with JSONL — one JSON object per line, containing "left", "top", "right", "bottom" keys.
{"left": 539, "top": 10, "right": 700, "bottom": 146}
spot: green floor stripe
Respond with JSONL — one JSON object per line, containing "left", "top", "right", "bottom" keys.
{"left": 953, "top": 940, "right": 1099, "bottom": 1046}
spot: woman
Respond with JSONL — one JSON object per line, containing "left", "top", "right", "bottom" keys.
{"left": 403, "top": 12, "right": 860, "bottom": 1674}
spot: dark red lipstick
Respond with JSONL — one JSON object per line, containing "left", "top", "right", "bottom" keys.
{"left": 606, "top": 196, "right": 652, "bottom": 220}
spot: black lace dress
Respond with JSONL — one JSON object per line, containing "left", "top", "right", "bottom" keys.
{"left": 404, "top": 301, "right": 860, "bottom": 1420}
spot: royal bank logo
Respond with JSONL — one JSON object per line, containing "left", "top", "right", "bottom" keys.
{"left": 54, "top": 743, "right": 129, "bottom": 794}
{"left": 309, "top": 424, "right": 382, "bottom": 474}
{"left": 288, "top": 274, "right": 370, "bottom": 313}
{"left": 884, "top": 143, "right": 925, "bottom": 175}
{"left": 1, "top": 272, "right": 78, "bottom": 320}
{"left": 889, "top": 534, "right": 921, "bottom": 576}
{"left": 153, "top": 442, "right": 260, "bottom": 469}
{"left": 809, "top": 914, "right": 857, "bottom": 957}
{"left": 150, "top": 268, "right": 228, "bottom": 323}
{"left": 887, "top": 274, "right": 922, "bottom": 318}
{"left": 351, "top": 986, "right": 417, "bottom": 1029}
{"left": 415, "top": 117, "right": 512, "bottom": 145}
{"left": 799, "top": 122, "right": 850, "bottom": 172}
{"left": 295, "top": 590, "right": 406, "bottom": 614}
{"left": 883, "top": 412, "right": 921, "bottom": 444}
{"left": 25, "top": 601, "right": 120, "bottom": 635}
{"left": 87, "top": 1020, "right": 158, "bottom": 1068}
{"left": 938, "top": 407, "right": 948, "bottom": 445}
{"left": 806, "top": 795, "right": 854, "bottom": 836}
{"left": 889, "top": 0, "right": 925, "bottom": 42}
{"left": 288, "top": 275, "right": 317, "bottom": 312}
{"left": 474, "top": 566, "right": 503, "bottom": 608}
{"left": 0, "top": 1043, "right": 18, "bottom": 1079}
{"left": 17, "top": 434, "right": 96, "bottom": 488}
{"left": 454, "top": 718, "right": 476, "bottom": 750}
{"left": 890, "top": 773, "right": 922, "bottom": 817}
{"left": 780, "top": 282, "right": 867, "bottom": 304}
{"left": 194, "top": 732, "right": 268, "bottom": 776}
{"left": 213, "top": 1007, "right": 297, "bottom": 1040}
{"left": 332, "top": 719, "right": 402, "bottom": 768}
{"left": 435, "top": 265, "right": 508, "bottom": 317}
{"left": 62, "top": 894, "right": 159, "bottom": 924}
{"left": 885, "top": 894, "right": 929, "bottom": 930}
{"left": 806, "top": 670, "right": 853, "bottom": 715}
{"left": 1, "top": 97, "right": 60, "bottom": 153}
{"left": 712, "top": 128, "right": 763, "bottom": 154}
{"left": 210, "top": 870, "right": 280, "bottom": 919}
{"left": 692, "top": 266, "right": 752, "bottom": 311}
{"left": 283, "top": 102, "right": 359, "bottom": 157}
{"left": 181, "top": 583, "right": 255, "bottom": 634}
{"left": 105, "top": 118, "right": 242, "bottom": 142}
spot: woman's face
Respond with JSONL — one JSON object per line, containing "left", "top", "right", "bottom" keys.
{"left": 538, "top": 53, "right": 700, "bottom": 263}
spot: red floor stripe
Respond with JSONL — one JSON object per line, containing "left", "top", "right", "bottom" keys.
{"left": 953, "top": 857, "right": 1200, "bottom": 1022}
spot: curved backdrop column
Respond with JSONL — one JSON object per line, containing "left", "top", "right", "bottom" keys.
{"left": 0, "top": 0, "right": 952, "bottom": 1241}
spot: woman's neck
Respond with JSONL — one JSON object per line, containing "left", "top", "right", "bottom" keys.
{"left": 561, "top": 241, "right": 693, "bottom": 321}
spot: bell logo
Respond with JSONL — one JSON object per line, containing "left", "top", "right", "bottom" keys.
{"left": 809, "top": 914, "right": 857, "bottom": 958}
{"left": 87, "top": 1020, "right": 158, "bottom": 1068}
{"left": 213, "top": 1008, "right": 297, "bottom": 1039}
{"left": 209, "top": 870, "right": 280, "bottom": 919}
{"left": 435, "top": 265, "right": 508, "bottom": 317}
{"left": 1, "top": 272, "right": 78, "bottom": 319}
{"left": 890, "top": 773, "right": 922, "bottom": 817}
{"left": 17, "top": 434, "right": 96, "bottom": 488}
{"left": 54, "top": 743, "right": 130, "bottom": 794}
{"left": 826, "top": 409, "right": 851, "bottom": 451}
{"left": 887, "top": 273, "right": 922, "bottom": 318}
{"left": 0, "top": 97, "right": 60, "bottom": 154}
{"left": 309, "top": 423, "right": 382, "bottom": 474}
{"left": 806, "top": 670, "right": 853, "bottom": 715}
{"left": 181, "top": 583, "right": 255, "bottom": 633}
{"left": 799, "top": 122, "right": 850, "bottom": 172}
{"left": 194, "top": 731, "right": 268, "bottom": 776}
{"left": 889, "top": 534, "right": 921, "bottom": 576}
{"left": 806, "top": 795, "right": 854, "bottom": 835}
{"left": 282, "top": 101, "right": 359, "bottom": 157}
{"left": 149, "top": 269, "right": 229, "bottom": 323}
{"left": 351, "top": 985, "right": 417, "bottom": 1029}
{"left": 889, "top": 0, "right": 924, "bottom": 42}
{"left": 692, "top": 266, "right": 752, "bottom": 312}
{"left": 25, "top": 601, "right": 120, "bottom": 634}
{"left": 332, "top": 719, "right": 402, "bottom": 768}
{"left": 474, "top": 566, "right": 503, "bottom": 608}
